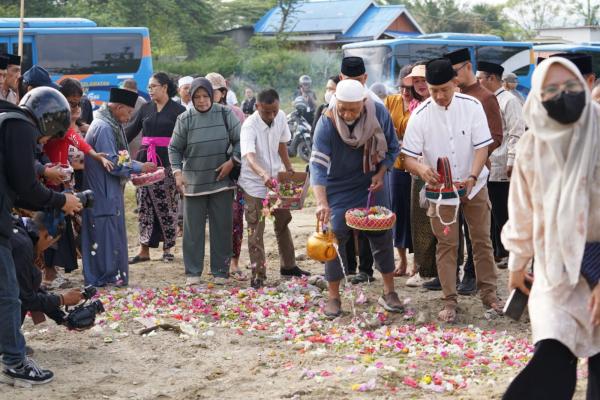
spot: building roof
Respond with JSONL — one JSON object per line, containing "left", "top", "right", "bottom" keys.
{"left": 254, "top": 0, "right": 422, "bottom": 40}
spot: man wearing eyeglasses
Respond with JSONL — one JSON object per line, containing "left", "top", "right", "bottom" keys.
{"left": 476, "top": 61, "right": 526, "bottom": 270}
{"left": 442, "top": 48, "right": 505, "bottom": 296}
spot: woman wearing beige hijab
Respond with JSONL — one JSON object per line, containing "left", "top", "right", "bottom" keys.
{"left": 502, "top": 57, "right": 600, "bottom": 398}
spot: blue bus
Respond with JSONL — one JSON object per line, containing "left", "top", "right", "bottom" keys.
{"left": 342, "top": 34, "right": 535, "bottom": 96}
{"left": 0, "top": 18, "right": 153, "bottom": 105}
{"left": 534, "top": 43, "right": 600, "bottom": 76}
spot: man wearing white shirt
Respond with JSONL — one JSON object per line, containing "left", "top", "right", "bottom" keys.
{"left": 476, "top": 61, "right": 525, "bottom": 266}
{"left": 402, "top": 58, "right": 501, "bottom": 323}
{"left": 239, "top": 89, "right": 310, "bottom": 289}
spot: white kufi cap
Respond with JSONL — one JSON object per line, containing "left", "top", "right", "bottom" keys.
{"left": 335, "top": 79, "right": 366, "bottom": 102}
{"left": 178, "top": 76, "right": 193, "bottom": 87}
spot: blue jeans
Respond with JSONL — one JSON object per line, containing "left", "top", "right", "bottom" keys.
{"left": 0, "top": 244, "right": 25, "bottom": 367}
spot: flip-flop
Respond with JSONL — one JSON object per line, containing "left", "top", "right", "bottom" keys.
{"left": 438, "top": 307, "right": 457, "bottom": 323}
{"left": 230, "top": 270, "right": 248, "bottom": 281}
{"left": 162, "top": 253, "right": 175, "bottom": 262}
{"left": 129, "top": 255, "right": 150, "bottom": 264}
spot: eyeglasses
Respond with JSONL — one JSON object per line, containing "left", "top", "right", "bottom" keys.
{"left": 147, "top": 83, "right": 164, "bottom": 91}
{"left": 541, "top": 79, "right": 585, "bottom": 101}
{"left": 68, "top": 101, "right": 81, "bottom": 109}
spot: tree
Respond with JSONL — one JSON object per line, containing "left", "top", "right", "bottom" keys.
{"left": 504, "top": 0, "right": 564, "bottom": 38}
{"left": 567, "top": 0, "right": 600, "bottom": 25}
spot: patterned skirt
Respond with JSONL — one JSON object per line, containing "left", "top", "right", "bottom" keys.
{"left": 136, "top": 167, "right": 179, "bottom": 250}
{"left": 410, "top": 177, "right": 438, "bottom": 278}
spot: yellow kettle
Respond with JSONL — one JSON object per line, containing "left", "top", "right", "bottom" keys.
{"left": 306, "top": 219, "right": 338, "bottom": 262}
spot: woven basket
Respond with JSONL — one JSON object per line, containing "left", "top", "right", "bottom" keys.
{"left": 345, "top": 206, "right": 396, "bottom": 231}
{"left": 425, "top": 157, "right": 465, "bottom": 200}
{"left": 131, "top": 167, "right": 165, "bottom": 187}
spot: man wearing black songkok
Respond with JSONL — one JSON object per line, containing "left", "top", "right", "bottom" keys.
{"left": 402, "top": 58, "right": 501, "bottom": 323}
{"left": 80, "top": 88, "right": 156, "bottom": 287}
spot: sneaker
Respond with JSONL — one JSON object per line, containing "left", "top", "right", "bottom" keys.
{"left": 496, "top": 257, "right": 508, "bottom": 269}
{"left": 458, "top": 275, "right": 477, "bottom": 295}
{"left": 251, "top": 278, "right": 264, "bottom": 289}
{"left": 280, "top": 266, "right": 311, "bottom": 277}
{"left": 378, "top": 292, "right": 404, "bottom": 313}
{"left": 185, "top": 276, "right": 202, "bottom": 286}
{"left": 423, "top": 277, "right": 442, "bottom": 291}
{"left": 405, "top": 273, "right": 426, "bottom": 287}
{"left": 324, "top": 298, "right": 342, "bottom": 318}
{"left": 351, "top": 271, "right": 375, "bottom": 284}
{"left": 1, "top": 357, "right": 54, "bottom": 387}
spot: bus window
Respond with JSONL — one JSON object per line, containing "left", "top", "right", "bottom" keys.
{"left": 476, "top": 46, "right": 531, "bottom": 76}
{"left": 343, "top": 46, "right": 392, "bottom": 86}
{"left": 37, "top": 34, "right": 143, "bottom": 75}
{"left": 11, "top": 43, "right": 33, "bottom": 71}
{"left": 409, "top": 44, "right": 448, "bottom": 63}
{"left": 0, "top": 43, "right": 7, "bottom": 55}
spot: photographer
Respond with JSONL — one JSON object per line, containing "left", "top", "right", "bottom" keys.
{"left": 11, "top": 214, "right": 83, "bottom": 326}
{"left": 0, "top": 87, "right": 82, "bottom": 387}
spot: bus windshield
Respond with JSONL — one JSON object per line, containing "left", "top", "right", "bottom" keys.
{"left": 37, "top": 33, "right": 143, "bottom": 75}
{"left": 342, "top": 45, "right": 392, "bottom": 85}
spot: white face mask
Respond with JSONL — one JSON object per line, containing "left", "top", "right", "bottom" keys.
{"left": 324, "top": 90, "right": 333, "bottom": 104}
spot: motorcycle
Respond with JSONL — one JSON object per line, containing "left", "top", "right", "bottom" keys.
{"left": 287, "top": 97, "right": 313, "bottom": 163}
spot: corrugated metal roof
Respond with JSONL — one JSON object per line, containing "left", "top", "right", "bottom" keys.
{"left": 254, "top": 0, "right": 372, "bottom": 35}
{"left": 343, "top": 4, "right": 404, "bottom": 39}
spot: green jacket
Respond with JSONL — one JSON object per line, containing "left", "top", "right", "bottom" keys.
{"left": 168, "top": 103, "right": 241, "bottom": 196}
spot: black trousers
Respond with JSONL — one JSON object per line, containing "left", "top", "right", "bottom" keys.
{"left": 504, "top": 339, "right": 600, "bottom": 400}
{"left": 488, "top": 181, "right": 510, "bottom": 258}
{"left": 345, "top": 231, "right": 374, "bottom": 276}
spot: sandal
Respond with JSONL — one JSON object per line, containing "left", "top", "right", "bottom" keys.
{"left": 230, "top": 270, "right": 248, "bottom": 281}
{"left": 162, "top": 253, "right": 175, "bottom": 262}
{"left": 438, "top": 306, "right": 457, "bottom": 323}
{"left": 129, "top": 255, "right": 150, "bottom": 264}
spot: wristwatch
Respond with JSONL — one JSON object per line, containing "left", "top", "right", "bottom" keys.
{"left": 468, "top": 174, "right": 478, "bottom": 183}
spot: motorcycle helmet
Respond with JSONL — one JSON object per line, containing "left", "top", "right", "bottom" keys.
{"left": 298, "top": 75, "right": 312, "bottom": 87}
{"left": 293, "top": 96, "right": 308, "bottom": 114}
{"left": 19, "top": 86, "right": 70, "bottom": 139}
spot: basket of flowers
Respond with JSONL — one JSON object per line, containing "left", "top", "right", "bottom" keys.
{"left": 131, "top": 167, "right": 165, "bottom": 187}
{"left": 425, "top": 157, "right": 466, "bottom": 200}
{"left": 345, "top": 190, "right": 396, "bottom": 231}
{"left": 265, "top": 171, "right": 310, "bottom": 211}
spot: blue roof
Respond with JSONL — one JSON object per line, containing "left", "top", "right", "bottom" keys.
{"left": 0, "top": 18, "right": 97, "bottom": 29}
{"left": 343, "top": 5, "right": 407, "bottom": 39}
{"left": 254, "top": 0, "right": 373, "bottom": 34}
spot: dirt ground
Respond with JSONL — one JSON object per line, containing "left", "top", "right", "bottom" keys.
{"left": 4, "top": 186, "right": 588, "bottom": 399}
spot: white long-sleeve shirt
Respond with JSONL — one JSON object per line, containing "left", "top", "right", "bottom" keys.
{"left": 489, "top": 88, "right": 526, "bottom": 182}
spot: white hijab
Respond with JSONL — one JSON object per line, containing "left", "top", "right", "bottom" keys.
{"left": 524, "top": 57, "right": 600, "bottom": 287}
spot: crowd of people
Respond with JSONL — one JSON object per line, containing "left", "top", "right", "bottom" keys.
{"left": 0, "top": 46, "right": 600, "bottom": 398}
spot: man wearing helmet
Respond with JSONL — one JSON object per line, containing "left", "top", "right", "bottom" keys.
{"left": 0, "top": 86, "right": 83, "bottom": 386}
{"left": 295, "top": 75, "right": 317, "bottom": 125}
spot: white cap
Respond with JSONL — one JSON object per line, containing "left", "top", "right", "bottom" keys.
{"left": 178, "top": 76, "right": 193, "bottom": 87}
{"left": 335, "top": 79, "right": 366, "bottom": 102}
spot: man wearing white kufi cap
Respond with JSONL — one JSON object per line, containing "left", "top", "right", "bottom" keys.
{"left": 177, "top": 76, "right": 194, "bottom": 109}
{"left": 310, "top": 79, "right": 404, "bottom": 318}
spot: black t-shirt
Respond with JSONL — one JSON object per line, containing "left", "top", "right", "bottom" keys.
{"left": 124, "top": 99, "right": 186, "bottom": 167}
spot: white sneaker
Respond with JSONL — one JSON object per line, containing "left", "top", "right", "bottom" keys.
{"left": 405, "top": 273, "right": 426, "bottom": 287}
{"left": 185, "top": 276, "right": 202, "bottom": 286}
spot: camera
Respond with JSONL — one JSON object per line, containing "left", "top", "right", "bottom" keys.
{"left": 64, "top": 286, "right": 104, "bottom": 330}
{"left": 75, "top": 189, "right": 94, "bottom": 209}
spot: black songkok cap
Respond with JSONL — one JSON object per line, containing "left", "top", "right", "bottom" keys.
{"left": 0, "top": 56, "right": 8, "bottom": 70}
{"left": 477, "top": 61, "right": 504, "bottom": 76}
{"left": 550, "top": 52, "right": 594, "bottom": 76}
{"left": 1, "top": 53, "right": 21, "bottom": 66}
{"left": 109, "top": 87, "right": 138, "bottom": 108}
{"left": 341, "top": 56, "right": 366, "bottom": 77}
{"left": 443, "top": 48, "right": 470, "bottom": 65}
{"left": 426, "top": 58, "right": 457, "bottom": 85}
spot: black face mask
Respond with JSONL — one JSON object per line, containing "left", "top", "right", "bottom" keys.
{"left": 542, "top": 91, "right": 586, "bottom": 125}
